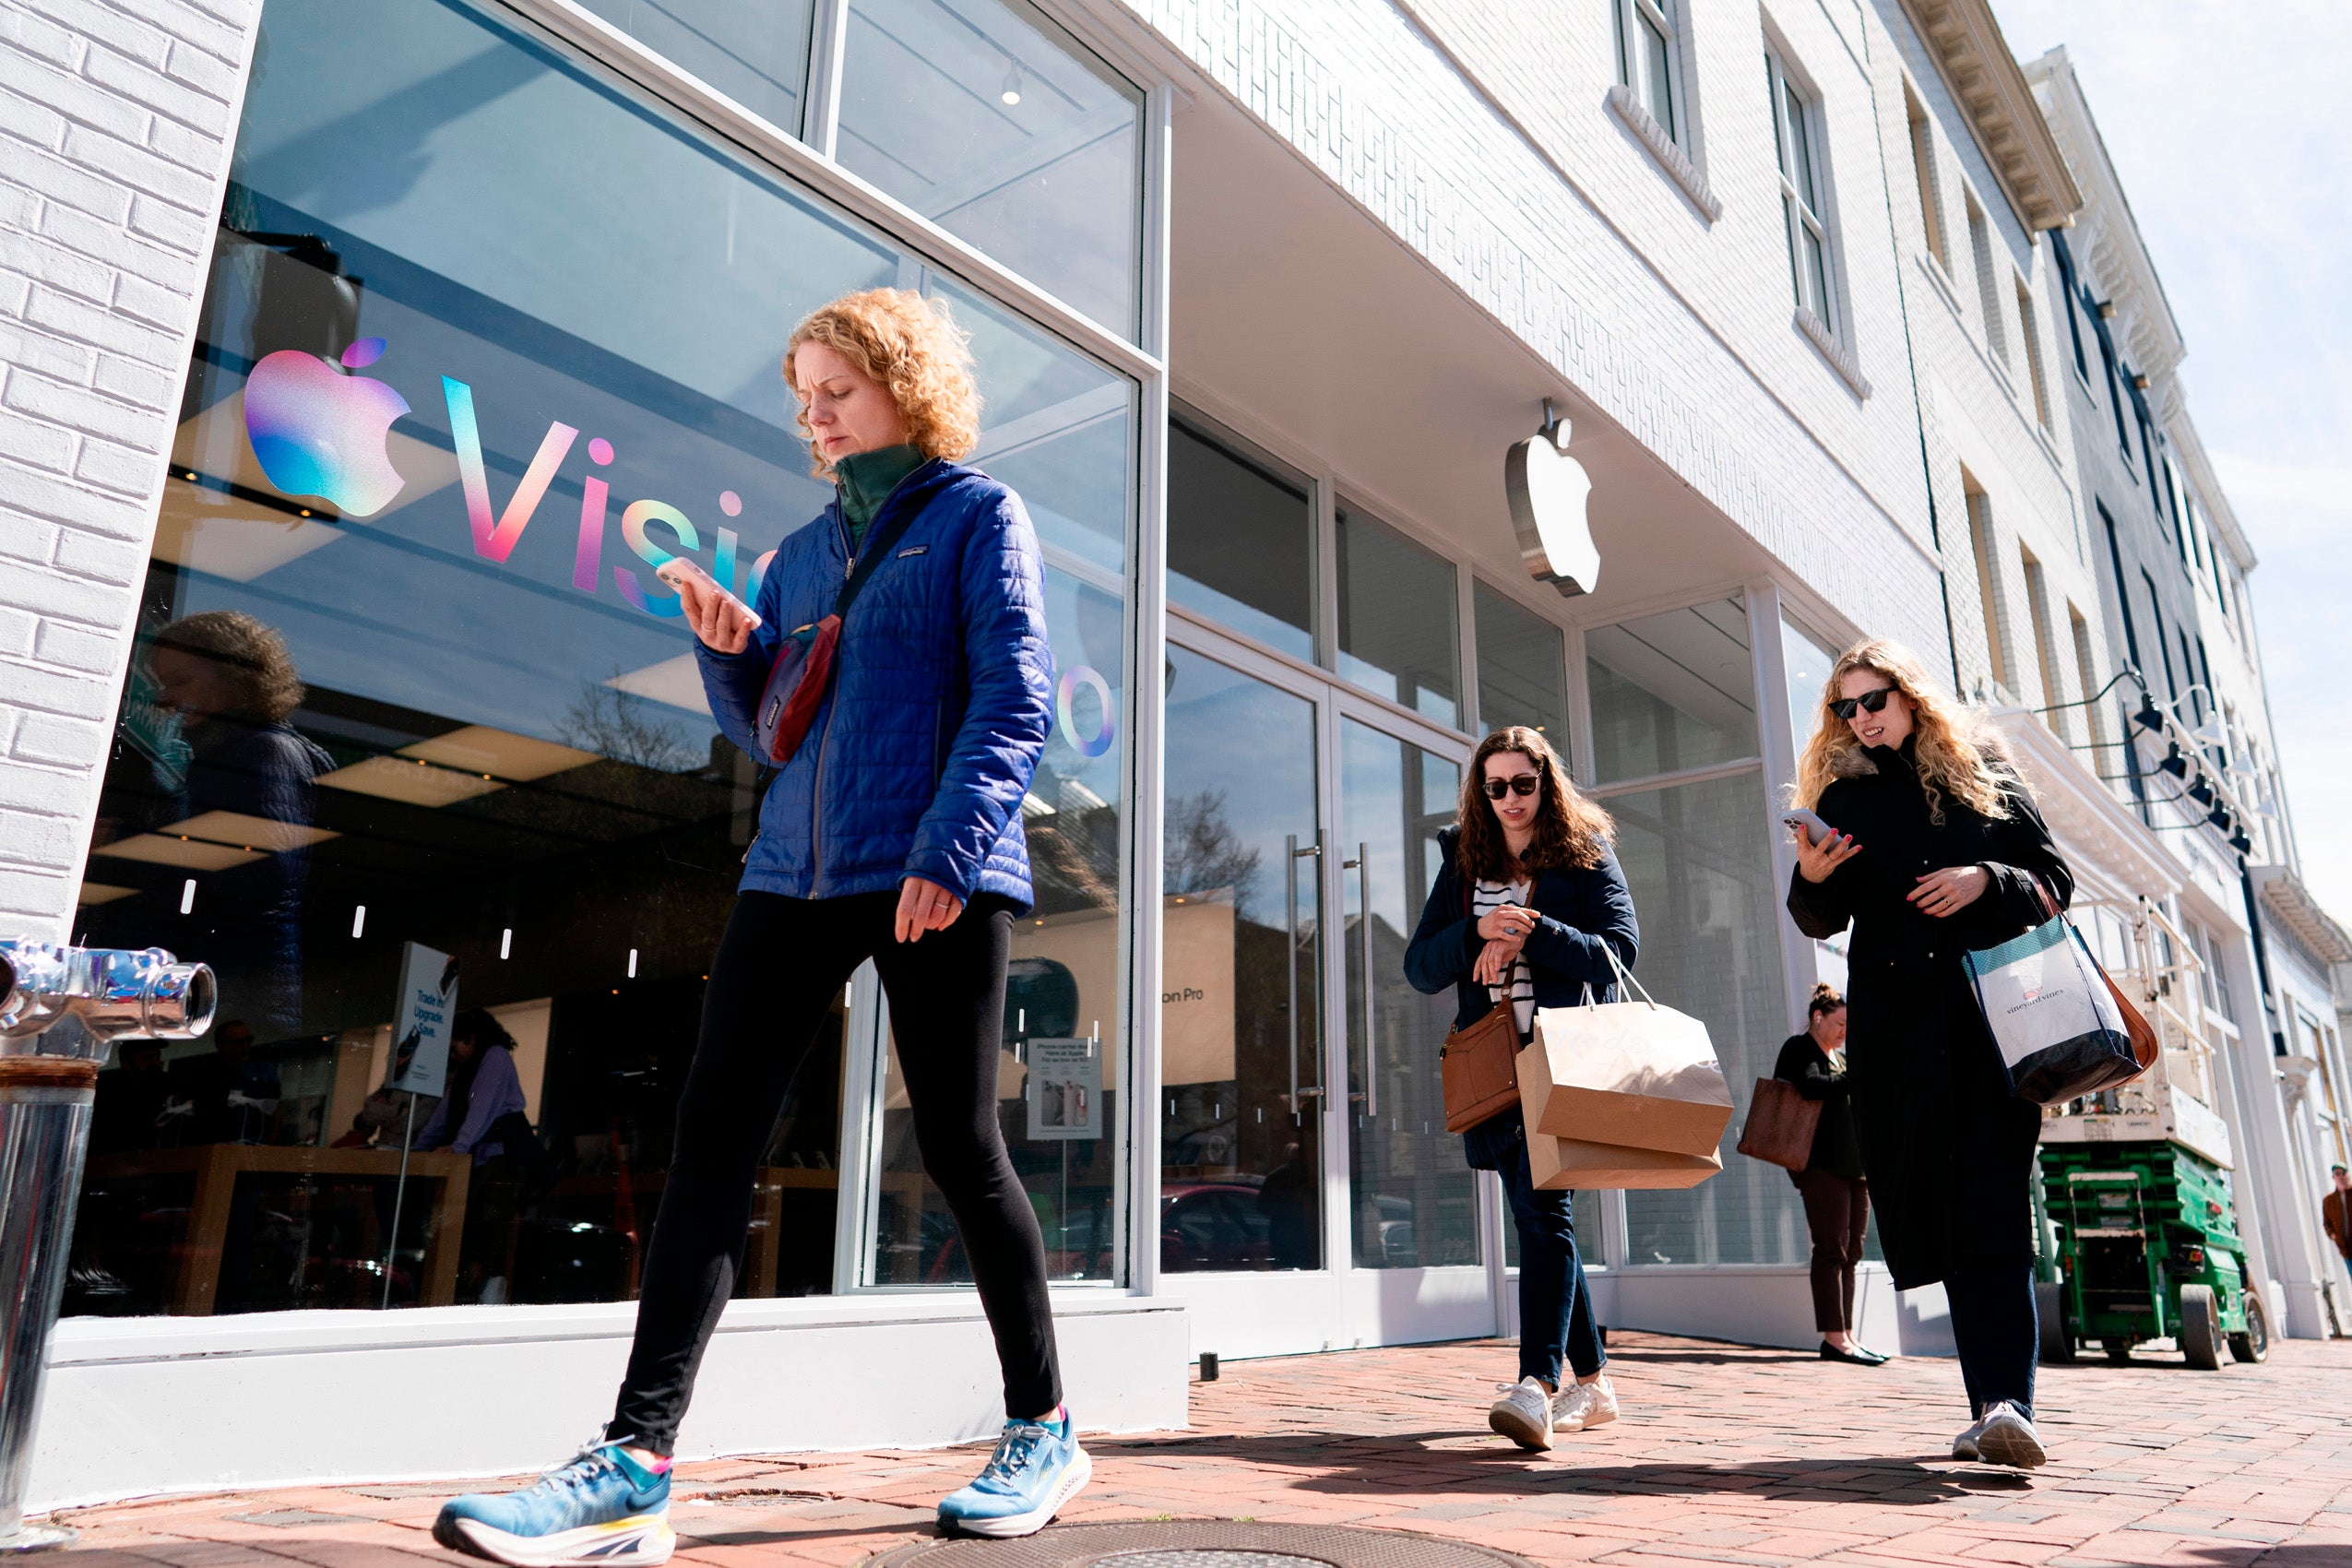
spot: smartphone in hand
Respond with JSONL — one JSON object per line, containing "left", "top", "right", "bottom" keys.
{"left": 655, "top": 557, "right": 762, "bottom": 630}
{"left": 1781, "top": 806, "right": 1836, "bottom": 847}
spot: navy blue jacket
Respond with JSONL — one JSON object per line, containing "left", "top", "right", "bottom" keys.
{"left": 1403, "top": 825, "right": 1641, "bottom": 1166}
{"left": 695, "top": 459, "right": 1051, "bottom": 909}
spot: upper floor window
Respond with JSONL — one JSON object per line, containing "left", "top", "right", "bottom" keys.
{"left": 1615, "top": 0, "right": 1685, "bottom": 146}
{"left": 2014, "top": 274, "right": 2050, "bottom": 427}
{"left": 1766, "top": 50, "right": 1835, "bottom": 334}
{"left": 839, "top": 0, "right": 1145, "bottom": 337}
{"left": 1902, "top": 84, "right": 1947, "bottom": 269}
{"left": 1965, "top": 193, "right": 2007, "bottom": 365}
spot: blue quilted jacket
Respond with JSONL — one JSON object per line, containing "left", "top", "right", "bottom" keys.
{"left": 694, "top": 459, "right": 1051, "bottom": 910}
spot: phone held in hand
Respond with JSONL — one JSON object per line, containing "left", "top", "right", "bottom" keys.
{"left": 656, "top": 557, "right": 762, "bottom": 630}
{"left": 1781, "top": 806, "right": 1836, "bottom": 846}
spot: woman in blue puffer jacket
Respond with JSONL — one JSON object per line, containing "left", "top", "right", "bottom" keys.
{"left": 432, "top": 291, "right": 1081, "bottom": 1568}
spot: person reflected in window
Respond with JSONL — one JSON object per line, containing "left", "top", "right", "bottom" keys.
{"left": 1404, "top": 725, "right": 1638, "bottom": 1453}
{"left": 436, "top": 289, "right": 1075, "bottom": 1565}
{"left": 1775, "top": 982, "right": 1885, "bottom": 1365}
{"left": 143, "top": 612, "right": 331, "bottom": 1038}
{"left": 1256, "top": 1140, "right": 1316, "bottom": 1269}
{"left": 418, "top": 1009, "right": 531, "bottom": 1304}
{"left": 1786, "top": 638, "right": 2073, "bottom": 1469}
{"left": 169, "top": 1019, "right": 279, "bottom": 1145}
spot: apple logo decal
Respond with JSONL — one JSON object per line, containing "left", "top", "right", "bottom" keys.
{"left": 1504, "top": 400, "right": 1599, "bottom": 598}
{"left": 244, "top": 336, "right": 411, "bottom": 517}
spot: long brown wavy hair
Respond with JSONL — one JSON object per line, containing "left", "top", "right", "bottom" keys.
{"left": 1791, "top": 637, "right": 2016, "bottom": 824}
{"left": 1455, "top": 726, "right": 1614, "bottom": 883}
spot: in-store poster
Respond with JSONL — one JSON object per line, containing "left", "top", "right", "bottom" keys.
{"left": 387, "top": 942, "right": 459, "bottom": 1097}
{"left": 1026, "top": 1038, "right": 1099, "bottom": 1142}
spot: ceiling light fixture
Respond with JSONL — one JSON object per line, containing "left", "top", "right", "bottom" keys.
{"left": 1001, "top": 60, "right": 1023, "bottom": 105}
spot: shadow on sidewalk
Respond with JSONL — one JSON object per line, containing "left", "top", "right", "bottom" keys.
{"left": 1099, "top": 1431, "right": 2033, "bottom": 1504}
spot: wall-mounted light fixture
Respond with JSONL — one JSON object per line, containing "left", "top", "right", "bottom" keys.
{"left": 1504, "top": 398, "right": 1599, "bottom": 598}
{"left": 2096, "top": 300, "right": 2118, "bottom": 319}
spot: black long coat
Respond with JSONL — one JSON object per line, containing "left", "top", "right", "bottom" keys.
{"left": 1785, "top": 739, "right": 2070, "bottom": 1289}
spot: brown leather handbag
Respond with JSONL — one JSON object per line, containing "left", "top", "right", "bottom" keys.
{"left": 1441, "top": 1001, "right": 1521, "bottom": 1134}
{"left": 1734, "top": 1077, "right": 1821, "bottom": 1172}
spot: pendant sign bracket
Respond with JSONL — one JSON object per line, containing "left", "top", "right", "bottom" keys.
{"left": 1504, "top": 398, "right": 1600, "bottom": 599}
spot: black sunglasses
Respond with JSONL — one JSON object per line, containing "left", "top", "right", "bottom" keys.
{"left": 1828, "top": 686, "right": 1898, "bottom": 721}
{"left": 1480, "top": 774, "right": 1542, "bottom": 800}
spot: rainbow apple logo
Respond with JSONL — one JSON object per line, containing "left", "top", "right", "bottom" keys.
{"left": 244, "top": 337, "right": 410, "bottom": 517}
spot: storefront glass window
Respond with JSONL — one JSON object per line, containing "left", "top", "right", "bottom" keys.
{"left": 1472, "top": 583, "right": 1566, "bottom": 744}
{"left": 68, "top": 0, "right": 1134, "bottom": 1318}
{"left": 578, "top": 0, "right": 817, "bottom": 137}
{"left": 1586, "top": 599, "right": 1759, "bottom": 784}
{"left": 1335, "top": 505, "right": 1458, "bottom": 729}
{"left": 1779, "top": 614, "right": 1838, "bottom": 763}
{"left": 839, "top": 0, "right": 1144, "bottom": 337}
{"left": 1167, "top": 422, "right": 1315, "bottom": 664}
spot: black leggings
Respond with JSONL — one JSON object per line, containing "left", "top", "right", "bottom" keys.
{"left": 606, "top": 890, "right": 1062, "bottom": 1454}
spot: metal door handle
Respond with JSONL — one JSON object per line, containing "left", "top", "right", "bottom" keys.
{"left": 1286, "top": 832, "right": 1324, "bottom": 1114}
{"left": 1355, "top": 842, "right": 1376, "bottom": 1120}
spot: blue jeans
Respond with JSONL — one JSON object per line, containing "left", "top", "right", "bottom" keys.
{"left": 1494, "top": 1118, "right": 1607, "bottom": 1388}
{"left": 1943, "top": 1263, "right": 2037, "bottom": 1421}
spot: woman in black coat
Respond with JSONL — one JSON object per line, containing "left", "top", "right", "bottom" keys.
{"left": 1773, "top": 982, "right": 1883, "bottom": 1365}
{"left": 1404, "top": 726, "right": 1639, "bottom": 1452}
{"left": 1786, "top": 639, "right": 2071, "bottom": 1469}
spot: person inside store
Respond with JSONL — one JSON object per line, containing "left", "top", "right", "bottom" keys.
{"left": 1403, "top": 724, "right": 1638, "bottom": 1453}
{"left": 1785, "top": 637, "right": 2073, "bottom": 1469}
{"left": 170, "top": 1019, "right": 280, "bottom": 1145}
{"left": 437, "top": 288, "right": 1076, "bottom": 1565}
{"left": 90, "top": 1038, "right": 176, "bottom": 1157}
{"left": 2322, "top": 1164, "right": 2352, "bottom": 1287}
{"left": 416, "top": 1009, "right": 534, "bottom": 1304}
{"left": 1773, "top": 982, "right": 1887, "bottom": 1366}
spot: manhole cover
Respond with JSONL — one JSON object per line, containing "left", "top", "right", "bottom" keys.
{"left": 870, "top": 1521, "right": 1532, "bottom": 1568}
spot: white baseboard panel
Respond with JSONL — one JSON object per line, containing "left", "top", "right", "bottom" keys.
{"left": 1605, "top": 1265, "right": 1927, "bottom": 1358}
{"left": 32, "top": 1292, "right": 1186, "bottom": 1514}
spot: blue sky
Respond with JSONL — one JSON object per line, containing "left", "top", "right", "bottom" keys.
{"left": 1990, "top": 0, "right": 2352, "bottom": 923}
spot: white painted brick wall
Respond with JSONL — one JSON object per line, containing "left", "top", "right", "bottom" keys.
{"left": 0, "top": 0, "right": 260, "bottom": 941}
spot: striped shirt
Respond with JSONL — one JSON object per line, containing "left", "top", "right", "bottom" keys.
{"left": 1471, "top": 877, "right": 1537, "bottom": 1039}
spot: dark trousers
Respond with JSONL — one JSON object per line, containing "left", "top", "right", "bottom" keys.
{"left": 1793, "top": 1170, "right": 1868, "bottom": 1334}
{"left": 607, "top": 890, "right": 1061, "bottom": 1454}
{"left": 1496, "top": 1126, "right": 1606, "bottom": 1388}
{"left": 1944, "top": 1263, "right": 2037, "bottom": 1422}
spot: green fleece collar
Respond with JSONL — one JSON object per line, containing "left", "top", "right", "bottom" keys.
{"left": 835, "top": 444, "right": 927, "bottom": 550}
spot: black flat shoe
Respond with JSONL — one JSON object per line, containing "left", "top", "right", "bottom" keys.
{"left": 1820, "top": 1340, "right": 1889, "bottom": 1365}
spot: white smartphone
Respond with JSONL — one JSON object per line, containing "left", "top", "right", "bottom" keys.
{"left": 655, "top": 557, "right": 762, "bottom": 630}
{"left": 1781, "top": 806, "right": 1837, "bottom": 846}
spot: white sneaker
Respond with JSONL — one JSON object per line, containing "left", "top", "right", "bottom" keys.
{"left": 1970, "top": 1401, "right": 2046, "bottom": 1468}
{"left": 1487, "top": 1377, "right": 1554, "bottom": 1451}
{"left": 1552, "top": 1373, "right": 1620, "bottom": 1431}
{"left": 1952, "top": 1413, "right": 1987, "bottom": 1461}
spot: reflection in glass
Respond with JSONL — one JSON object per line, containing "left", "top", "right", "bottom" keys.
{"left": 869, "top": 565, "right": 1127, "bottom": 1286}
{"left": 1160, "top": 648, "right": 1322, "bottom": 1271}
{"left": 840, "top": 0, "right": 1143, "bottom": 336}
{"left": 1586, "top": 598, "right": 1759, "bottom": 783}
{"left": 1336, "top": 506, "right": 1458, "bottom": 729}
{"left": 1610, "top": 771, "right": 1803, "bottom": 1265}
{"left": 1167, "top": 422, "right": 1314, "bottom": 663}
{"left": 1341, "top": 721, "right": 1475, "bottom": 1269}
{"left": 576, "top": 0, "right": 816, "bottom": 137}
{"left": 1780, "top": 614, "right": 1837, "bottom": 763}
{"left": 1473, "top": 584, "right": 1567, "bottom": 742}
{"left": 68, "top": 0, "right": 1132, "bottom": 1318}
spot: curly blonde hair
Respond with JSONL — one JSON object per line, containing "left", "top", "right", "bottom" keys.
{"left": 1791, "top": 638, "right": 2017, "bottom": 824}
{"left": 148, "top": 611, "right": 304, "bottom": 724}
{"left": 783, "top": 288, "right": 980, "bottom": 477}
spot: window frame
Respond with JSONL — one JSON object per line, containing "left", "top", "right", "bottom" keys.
{"left": 1765, "top": 46, "right": 1839, "bottom": 338}
{"left": 1901, "top": 79, "right": 1947, "bottom": 270}
{"left": 1614, "top": 0, "right": 1687, "bottom": 148}
{"left": 2014, "top": 272, "right": 2051, "bottom": 428}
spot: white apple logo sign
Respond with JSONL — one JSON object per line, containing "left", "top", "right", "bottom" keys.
{"left": 244, "top": 336, "right": 410, "bottom": 518}
{"left": 1504, "top": 405, "right": 1599, "bottom": 598}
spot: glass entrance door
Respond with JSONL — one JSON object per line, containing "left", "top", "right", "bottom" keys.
{"left": 1338, "top": 719, "right": 1475, "bottom": 1269}
{"left": 1159, "top": 643, "right": 1324, "bottom": 1276}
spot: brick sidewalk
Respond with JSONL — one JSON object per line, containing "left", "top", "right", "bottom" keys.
{"left": 49, "top": 1330, "right": 2352, "bottom": 1567}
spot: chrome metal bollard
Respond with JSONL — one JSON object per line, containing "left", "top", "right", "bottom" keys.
{"left": 0, "top": 942, "right": 214, "bottom": 1551}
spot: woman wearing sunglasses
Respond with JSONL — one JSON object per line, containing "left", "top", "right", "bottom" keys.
{"left": 1405, "top": 726, "right": 1638, "bottom": 1450}
{"left": 1786, "top": 639, "right": 2073, "bottom": 1469}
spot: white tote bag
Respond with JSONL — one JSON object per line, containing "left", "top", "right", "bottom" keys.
{"left": 1961, "top": 897, "right": 2140, "bottom": 1106}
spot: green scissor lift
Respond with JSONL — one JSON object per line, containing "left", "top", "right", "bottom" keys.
{"left": 2031, "top": 898, "right": 2272, "bottom": 1370}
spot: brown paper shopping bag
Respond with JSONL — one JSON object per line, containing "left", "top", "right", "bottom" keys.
{"left": 1526, "top": 1129, "right": 1723, "bottom": 1191}
{"left": 1516, "top": 944, "right": 1732, "bottom": 1158}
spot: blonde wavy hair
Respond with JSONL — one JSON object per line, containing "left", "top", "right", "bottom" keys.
{"left": 783, "top": 289, "right": 980, "bottom": 477}
{"left": 1791, "top": 638, "right": 2018, "bottom": 824}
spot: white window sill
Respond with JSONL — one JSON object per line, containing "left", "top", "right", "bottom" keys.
{"left": 1793, "top": 305, "right": 1871, "bottom": 398}
{"left": 1606, "top": 85, "right": 1721, "bottom": 221}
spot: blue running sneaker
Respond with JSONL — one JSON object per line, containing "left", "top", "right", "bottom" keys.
{"left": 935, "top": 1408, "right": 1091, "bottom": 1538}
{"left": 434, "top": 1442, "right": 674, "bottom": 1566}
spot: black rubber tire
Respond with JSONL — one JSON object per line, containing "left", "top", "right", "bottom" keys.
{"left": 2036, "top": 1281, "right": 2076, "bottom": 1364}
{"left": 2180, "top": 1283, "right": 2224, "bottom": 1370}
{"left": 2103, "top": 1343, "right": 2134, "bottom": 1364}
{"left": 2229, "top": 1290, "right": 2270, "bottom": 1364}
